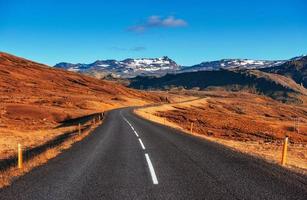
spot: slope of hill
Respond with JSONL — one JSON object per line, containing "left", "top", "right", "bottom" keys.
{"left": 54, "top": 56, "right": 181, "bottom": 78}
{"left": 0, "top": 52, "right": 166, "bottom": 160}
{"left": 129, "top": 69, "right": 306, "bottom": 103}
{"left": 261, "top": 55, "right": 307, "bottom": 88}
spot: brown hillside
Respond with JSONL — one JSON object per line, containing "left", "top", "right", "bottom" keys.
{"left": 0, "top": 52, "right": 164, "bottom": 159}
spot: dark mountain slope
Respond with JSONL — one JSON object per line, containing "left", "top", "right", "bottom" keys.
{"left": 261, "top": 56, "right": 307, "bottom": 88}
{"left": 129, "top": 69, "right": 306, "bottom": 103}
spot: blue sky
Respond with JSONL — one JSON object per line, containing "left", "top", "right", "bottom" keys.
{"left": 1, "top": 0, "right": 306, "bottom": 66}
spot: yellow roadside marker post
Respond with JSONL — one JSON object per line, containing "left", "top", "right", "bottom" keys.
{"left": 78, "top": 123, "right": 81, "bottom": 135}
{"left": 18, "top": 143, "right": 23, "bottom": 169}
{"left": 281, "top": 137, "right": 288, "bottom": 166}
{"left": 190, "top": 122, "right": 194, "bottom": 134}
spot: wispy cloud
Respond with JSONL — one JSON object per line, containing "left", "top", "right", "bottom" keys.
{"left": 131, "top": 46, "right": 146, "bottom": 51}
{"left": 110, "top": 46, "right": 146, "bottom": 51}
{"left": 128, "top": 15, "right": 188, "bottom": 32}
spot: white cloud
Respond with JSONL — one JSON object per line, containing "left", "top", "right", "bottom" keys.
{"left": 128, "top": 15, "right": 188, "bottom": 32}
{"left": 160, "top": 16, "right": 187, "bottom": 27}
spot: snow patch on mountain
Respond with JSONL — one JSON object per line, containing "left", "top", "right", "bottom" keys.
{"left": 55, "top": 55, "right": 306, "bottom": 78}
{"left": 180, "top": 59, "right": 286, "bottom": 73}
{"left": 54, "top": 56, "right": 180, "bottom": 78}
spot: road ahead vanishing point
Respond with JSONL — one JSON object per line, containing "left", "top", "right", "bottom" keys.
{"left": 0, "top": 108, "right": 306, "bottom": 200}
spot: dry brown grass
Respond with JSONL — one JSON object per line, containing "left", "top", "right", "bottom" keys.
{"left": 0, "top": 97, "right": 150, "bottom": 159}
{"left": 135, "top": 92, "right": 307, "bottom": 173}
{"left": 0, "top": 119, "right": 102, "bottom": 188}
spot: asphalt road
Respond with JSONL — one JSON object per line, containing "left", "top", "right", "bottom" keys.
{"left": 0, "top": 108, "right": 306, "bottom": 200}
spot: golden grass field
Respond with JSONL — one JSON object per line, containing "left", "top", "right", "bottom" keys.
{"left": 136, "top": 91, "right": 307, "bottom": 173}
{"left": 0, "top": 97, "right": 151, "bottom": 160}
{"left": 0, "top": 119, "right": 103, "bottom": 188}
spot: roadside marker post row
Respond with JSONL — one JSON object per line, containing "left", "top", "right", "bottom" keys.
{"left": 187, "top": 121, "right": 290, "bottom": 166}
{"left": 187, "top": 118, "right": 289, "bottom": 167}
{"left": 16, "top": 112, "right": 105, "bottom": 170}
{"left": 92, "top": 112, "right": 104, "bottom": 125}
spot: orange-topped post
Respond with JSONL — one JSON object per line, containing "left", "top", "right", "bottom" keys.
{"left": 281, "top": 137, "right": 288, "bottom": 166}
{"left": 18, "top": 143, "right": 23, "bottom": 169}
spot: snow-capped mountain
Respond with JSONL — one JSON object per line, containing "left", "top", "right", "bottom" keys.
{"left": 180, "top": 59, "right": 285, "bottom": 73}
{"left": 55, "top": 56, "right": 305, "bottom": 78}
{"left": 289, "top": 54, "right": 307, "bottom": 61}
{"left": 54, "top": 56, "right": 180, "bottom": 78}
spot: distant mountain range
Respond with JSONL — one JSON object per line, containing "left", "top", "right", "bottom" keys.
{"left": 54, "top": 55, "right": 307, "bottom": 103}
{"left": 54, "top": 55, "right": 306, "bottom": 79}
{"left": 55, "top": 56, "right": 180, "bottom": 78}
{"left": 128, "top": 55, "right": 307, "bottom": 103}
{"left": 180, "top": 59, "right": 285, "bottom": 73}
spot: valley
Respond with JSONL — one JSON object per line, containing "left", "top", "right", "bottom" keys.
{"left": 0, "top": 52, "right": 306, "bottom": 197}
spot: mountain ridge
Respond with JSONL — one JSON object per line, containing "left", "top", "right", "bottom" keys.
{"left": 181, "top": 59, "right": 285, "bottom": 73}
{"left": 54, "top": 56, "right": 180, "bottom": 78}
{"left": 260, "top": 55, "right": 307, "bottom": 88}
{"left": 54, "top": 55, "right": 306, "bottom": 78}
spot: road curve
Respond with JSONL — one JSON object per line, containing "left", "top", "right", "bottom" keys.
{"left": 0, "top": 107, "right": 306, "bottom": 200}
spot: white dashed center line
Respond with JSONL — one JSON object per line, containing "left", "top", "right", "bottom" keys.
{"left": 145, "top": 153, "right": 159, "bottom": 185}
{"left": 123, "top": 115, "right": 159, "bottom": 185}
{"left": 124, "top": 118, "right": 139, "bottom": 137}
{"left": 133, "top": 130, "right": 139, "bottom": 137}
{"left": 138, "top": 138, "right": 146, "bottom": 150}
